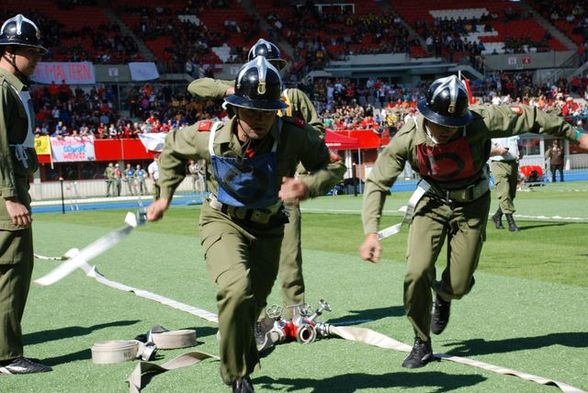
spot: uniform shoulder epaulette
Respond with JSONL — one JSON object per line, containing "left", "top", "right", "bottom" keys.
{"left": 283, "top": 116, "right": 306, "bottom": 128}
{"left": 197, "top": 120, "right": 213, "bottom": 132}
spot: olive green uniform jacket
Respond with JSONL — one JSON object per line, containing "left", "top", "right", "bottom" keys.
{"left": 0, "top": 68, "right": 38, "bottom": 360}
{"left": 362, "top": 104, "right": 581, "bottom": 341}
{"left": 158, "top": 116, "right": 344, "bottom": 383}
{"left": 188, "top": 77, "right": 324, "bottom": 317}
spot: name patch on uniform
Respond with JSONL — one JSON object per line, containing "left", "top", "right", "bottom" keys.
{"left": 197, "top": 120, "right": 213, "bottom": 132}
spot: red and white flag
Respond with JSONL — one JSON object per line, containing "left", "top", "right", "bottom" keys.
{"left": 138, "top": 133, "right": 166, "bottom": 152}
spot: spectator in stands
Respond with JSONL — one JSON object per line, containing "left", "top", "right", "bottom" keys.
{"left": 545, "top": 139, "right": 565, "bottom": 182}
{"left": 490, "top": 137, "right": 522, "bottom": 231}
{"left": 113, "top": 163, "right": 122, "bottom": 196}
{"left": 0, "top": 13, "right": 52, "bottom": 374}
{"left": 123, "top": 163, "right": 135, "bottom": 195}
{"left": 147, "top": 154, "right": 160, "bottom": 200}
{"left": 104, "top": 162, "right": 115, "bottom": 197}
{"left": 134, "top": 164, "right": 147, "bottom": 195}
{"left": 187, "top": 160, "right": 204, "bottom": 193}
{"left": 359, "top": 75, "right": 588, "bottom": 370}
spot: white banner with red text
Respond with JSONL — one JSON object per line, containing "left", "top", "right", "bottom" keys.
{"left": 50, "top": 136, "right": 96, "bottom": 162}
{"left": 31, "top": 62, "right": 96, "bottom": 85}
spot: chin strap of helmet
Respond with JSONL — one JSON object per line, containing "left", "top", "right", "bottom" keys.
{"left": 423, "top": 119, "right": 465, "bottom": 146}
{"left": 1, "top": 46, "right": 29, "bottom": 83}
{"left": 424, "top": 122, "right": 441, "bottom": 145}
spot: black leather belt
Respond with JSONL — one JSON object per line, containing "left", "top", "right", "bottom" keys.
{"left": 208, "top": 195, "right": 283, "bottom": 225}
{"left": 429, "top": 179, "right": 490, "bottom": 203}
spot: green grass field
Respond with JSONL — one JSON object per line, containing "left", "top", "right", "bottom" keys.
{"left": 4, "top": 183, "right": 588, "bottom": 392}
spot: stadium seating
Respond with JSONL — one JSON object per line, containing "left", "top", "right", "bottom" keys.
{"left": 388, "top": 0, "right": 567, "bottom": 54}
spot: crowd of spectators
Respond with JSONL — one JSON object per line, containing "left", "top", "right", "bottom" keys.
{"left": 30, "top": 80, "right": 225, "bottom": 139}
{"left": 532, "top": 0, "right": 588, "bottom": 62}
{"left": 262, "top": 5, "right": 418, "bottom": 79}
{"left": 3, "top": 0, "right": 587, "bottom": 82}
{"left": 306, "top": 76, "right": 587, "bottom": 140}
{"left": 11, "top": 0, "right": 586, "bottom": 141}
{"left": 30, "top": 69, "right": 588, "bottom": 144}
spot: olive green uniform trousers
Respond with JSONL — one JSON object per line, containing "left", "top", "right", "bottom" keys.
{"left": 200, "top": 204, "right": 284, "bottom": 384}
{"left": 490, "top": 160, "right": 518, "bottom": 214}
{"left": 277, "top": 204, "right": 304, "bottom": 318}
{"left": 405, "top": 192, "right": 490, "bottom": 341}
{"left": 0, "top": 228, "right": 33, "bottom": 360}
{"left": 0, "top": 181, "right": 35, "bottom": 363}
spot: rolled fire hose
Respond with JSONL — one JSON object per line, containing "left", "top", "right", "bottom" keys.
{"left": 91, "top": 340, "right": 157, "bottom": 364}
{"left": 91, "top": 326, "right": 197, "bottom": 364}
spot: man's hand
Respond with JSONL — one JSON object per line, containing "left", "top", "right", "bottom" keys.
{"left": 491, "top": 146, "right": 509, "bottom": 157}
{"left": 279, "top": 177, "right": 309, "bottom": 203}
{"left": 146, "top": 198, "right": 169, "bottom": 222}
{"left": 359, "top": 233, "right": 381, "bottom": 263}
{"left": 4, "top": 198, "right": 32, "bottom": 228}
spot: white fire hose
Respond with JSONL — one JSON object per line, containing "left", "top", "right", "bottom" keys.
{"left": 33, "top": 212, "right": 585, "bottom": 393}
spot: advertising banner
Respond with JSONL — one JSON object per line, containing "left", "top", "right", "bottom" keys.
{"left": 31, "top": 62, "right": 96, "bottom": 85}
{"left": 50, "top": 136, "right": 96, "bottom": 162}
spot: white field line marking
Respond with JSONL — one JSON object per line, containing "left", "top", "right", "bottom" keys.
{"left": 301, "top": 207, "right": 588, "bottom": 222}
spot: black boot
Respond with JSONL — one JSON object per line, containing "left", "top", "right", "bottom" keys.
{"left": 402, "top": 337, "right": 435, "bottom": 369}
{"left": 431, "top": 294, "right": 451, "bottom": 335}
{"left": 0, "top": 357, "right": 52, "bottom": 375}
{"left": 491, "top": 208, "right": 504, "bottom": 229}
{"left": 506, "top": 214, "right": 519, "bottom": 232}
{"left": 232, "top": 376, "right": 254, "bottom": 393}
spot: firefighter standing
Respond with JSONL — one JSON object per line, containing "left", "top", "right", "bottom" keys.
{"left": 0, "top": 14, "right": 52, "bottom": 374}
{"left": 490, "top": 136, "right": 521, "bottom": 231}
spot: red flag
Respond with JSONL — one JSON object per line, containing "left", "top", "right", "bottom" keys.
{"left": 462, "top": 77, "right": 476, "bottom": 105}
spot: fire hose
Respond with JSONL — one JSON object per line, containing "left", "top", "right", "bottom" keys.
{"left": 260, "top": 299, "right": 585, "bottom": 393}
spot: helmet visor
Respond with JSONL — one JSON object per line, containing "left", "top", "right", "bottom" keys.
{"left": 417, "top": 98, "right": 473, "bottom": 127}
{"left": 225, "top": 94, "right": 288, "bottom": 111}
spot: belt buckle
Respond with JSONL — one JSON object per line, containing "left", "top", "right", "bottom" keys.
{"left": 465, "top": 184, "right": 475, "bottom": 201}
{"left": 448, "top": 187, "right": 468, "bottom": 203}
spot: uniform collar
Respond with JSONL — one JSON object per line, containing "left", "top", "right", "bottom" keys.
{"left": 0, "top": 67, "right": 26, "bottom": 91}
